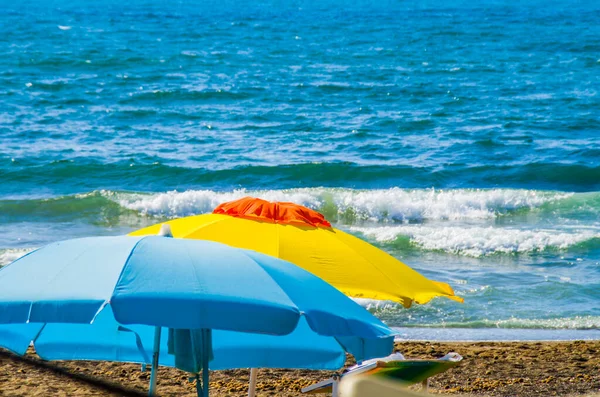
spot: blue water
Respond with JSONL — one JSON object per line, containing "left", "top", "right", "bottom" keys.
{"left": 1, "top": 0, "right": 599, "bottom": 340}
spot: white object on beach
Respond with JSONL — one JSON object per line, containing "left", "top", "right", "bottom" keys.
{"left": 347, "top": 352, "right": 405, "bottom": 371}
{"left": 439, "top": 352, "right": 462, "bottom": 362}
{"left": 302, "top": 351, "right": 463, "bottom": 397}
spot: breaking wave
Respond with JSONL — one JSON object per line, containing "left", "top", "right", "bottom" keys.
{"left": 403, "top": 316, "right": 600, "bottom": 330}
{"left": 0, "top": 188, "right": 583, "bottom": 223}
{"left": 2, "top": 188, "right": 599, "bottom": 257}
{"left": 115, "top": 187, "right": 571, "bottom": 221}
{"left": 351, "top": 225, "right": 600, "bottom": 257}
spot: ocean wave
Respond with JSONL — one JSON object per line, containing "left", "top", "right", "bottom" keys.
{"left": 115, "top": 187, "right": 568, "bottom": 221}
{"left": 404, "top": 316, "right": 600, "bottom": 330}
{"left": 351, "top": 225, "right": 600, "bottom": 257}
{"left": 116, "top": 189, "right": 323, "bottom": 218}
{"left": 4, "top": 161, "right": 600, "bottom": 195}
{"left": 1, "top": 161, "right": 433, "bottom": 193}
{"left": 121, "top": 88, "right": 254, "bottom": 103}
{"left": 0, "top": 188, "right": 586, "bottom": 226}
{"left": 0, "top": 191, "right": 144, "bottom": 226}
{"left": 0, "top": 248, "right": 34, "bottom": 267}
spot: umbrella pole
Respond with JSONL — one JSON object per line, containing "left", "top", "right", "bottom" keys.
{"left": 149, "top": 326, "right": 162, "bottom": 396}
{"left": 202, "top": 329, "right": 210, "bottom": 397}
{"left": 248, "top": 368, "right": 258, "bottom": 397}
{"left": 195, "top": 374, "right": 203, "bottom": 396}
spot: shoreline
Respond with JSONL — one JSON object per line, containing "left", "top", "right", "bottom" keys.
{"left": 393, "top": 327, "right": 600, "bottom": 342}
{"left": 1, "top": 341, "right": 599, "bottom": 396}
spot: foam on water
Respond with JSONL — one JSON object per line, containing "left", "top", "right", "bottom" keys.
{"left": 394, "top": 327, "right": 600, "bottom": 341}
{"left": 114, "top": 189, "right": 323, "bottom": 218}
{"left": 0, "top": 248, "right": 34, "bottom": 267}
{"left": 351, "top": 225, "right": 600, "bottom": 257}
{"left": 114, "top": 188, "right": 568, "bottom": 221}
{"left": 407, "top": 316, "right": 600, "bottom": 330}
{"left": 354, "top": 296, "right": 600, "bottom": 331}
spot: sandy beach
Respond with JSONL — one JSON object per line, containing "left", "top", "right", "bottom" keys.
{"left": 1, "top": 341, "right": 599, "bottom": 396}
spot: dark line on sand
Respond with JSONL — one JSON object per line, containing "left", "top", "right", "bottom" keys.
{"left": 0, "top": 349, "right": 147, "bottom": 397}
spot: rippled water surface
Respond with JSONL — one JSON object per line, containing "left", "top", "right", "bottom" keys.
{"left": 1, "top": 0, "right": 599, "bottom": 339}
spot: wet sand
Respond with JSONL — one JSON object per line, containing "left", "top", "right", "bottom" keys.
{"left": 1, "top": 341, "right": 599, "bottom": 396}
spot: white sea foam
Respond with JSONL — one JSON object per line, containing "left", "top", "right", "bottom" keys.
{"left": 0, "top": 248, "right": 35, "bottom": 267}
{"left": 513, "top": 93, "right": 554, "bottom": 101}
{"left": 114, "top": 189, "right": 322, "bottom": 218}
{"left": 351, "top": 225, "right": 599, "bottom": 257}
{"left": 321, "top": 188, "right": 565, "bottom": 222}
{"left": 112, "top": 188, "right": 568, "bottom": 221}
{"left": 353, "top": 298, "right": 400, "bottom": 311}
{"left": 434, "top": 316, "right": 600, "bottom": 330}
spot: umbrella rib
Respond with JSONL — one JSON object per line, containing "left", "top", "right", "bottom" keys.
{"left": 90, "top": 301, "right": 110, "bottom": 324}
{"left": 112, "top": 236, "right": 150, "bottom": 302}
{"left": 240, "top": 252, "right": 299, "bottom": 323}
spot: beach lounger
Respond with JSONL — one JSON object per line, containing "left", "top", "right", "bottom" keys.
{"left": 301, "top": 352, "right": 462, "bottom": 396}
{"left": 339, "top": 373, "right": 435, "bottom": 397}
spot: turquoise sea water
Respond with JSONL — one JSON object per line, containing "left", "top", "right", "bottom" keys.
{"left": 1, "top": 0, "right": 599, "bottom": 340}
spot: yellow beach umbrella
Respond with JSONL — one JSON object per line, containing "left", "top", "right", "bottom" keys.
{"left": 130, "top": 197, "right": 463, "bottom": 308}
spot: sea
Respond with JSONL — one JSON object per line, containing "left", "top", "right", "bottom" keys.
{"left": 1, "top": 0, "right": 599, "bottom": 341}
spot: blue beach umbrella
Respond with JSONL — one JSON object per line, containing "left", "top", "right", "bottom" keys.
{"left": 0, "top": 234, "right": 395, "bottom": 396}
